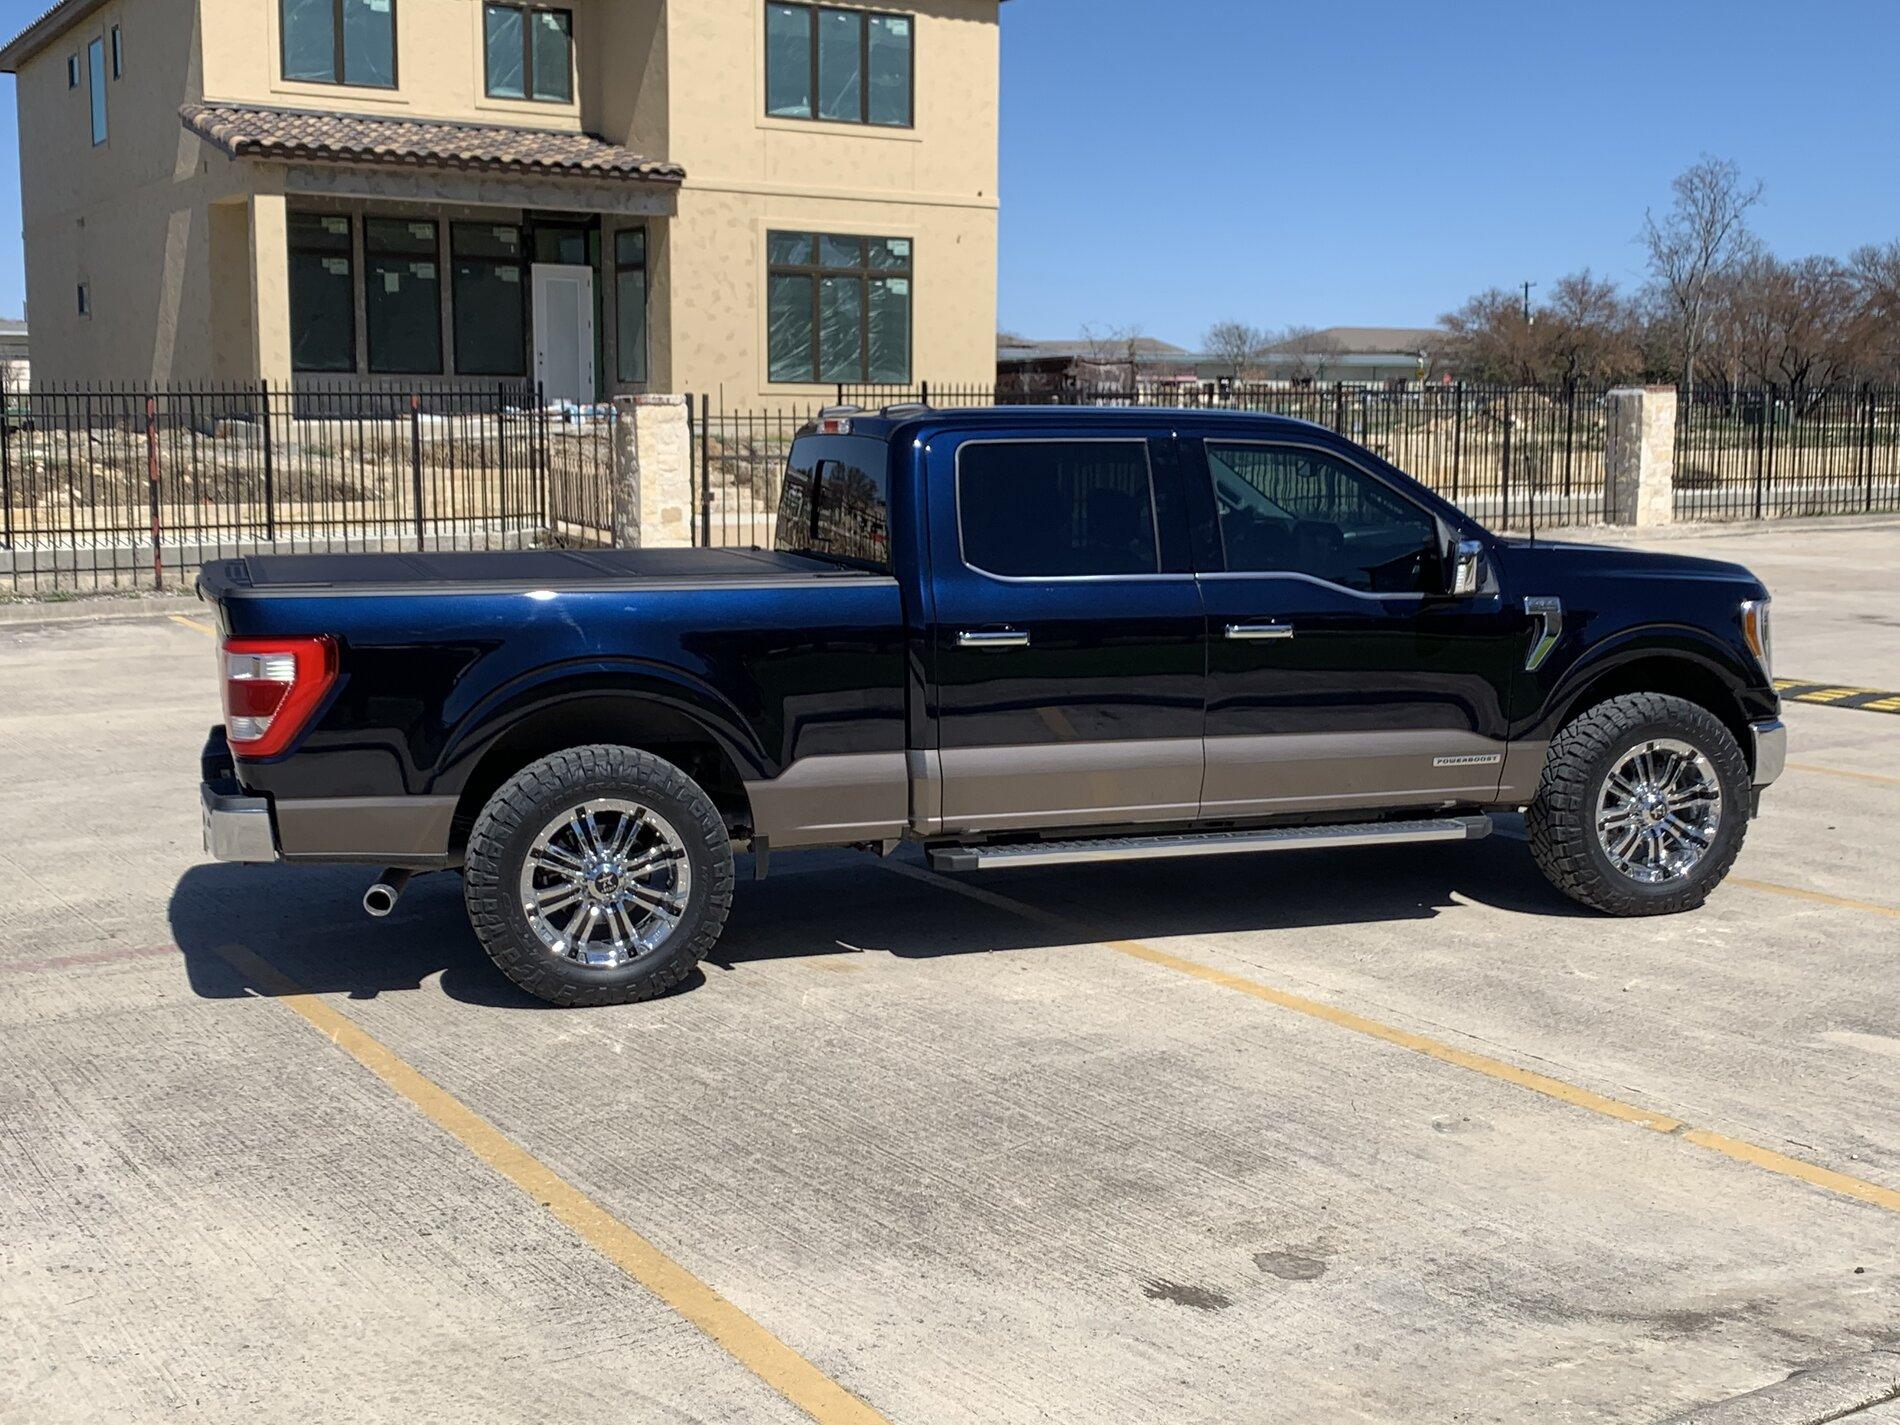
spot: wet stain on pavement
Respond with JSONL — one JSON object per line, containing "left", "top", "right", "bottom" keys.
{"left": 1141, "top": 1278, "right": 1233, "bottom": 1312}
{"left": 1255, "top": 1251, "right": 1329, "bottom": 1282}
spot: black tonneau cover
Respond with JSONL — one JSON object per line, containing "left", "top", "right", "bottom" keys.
{"left": 199, "top": 547, "right": 851, "bottom": 597}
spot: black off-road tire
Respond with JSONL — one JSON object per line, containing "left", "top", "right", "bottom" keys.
{"left": 1526, "top": 692, "right": 1750, "bottom": 916}
{"left": 464, "top": 745, "right": 734, "bottom": 1006}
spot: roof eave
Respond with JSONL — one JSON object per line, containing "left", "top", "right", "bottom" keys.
{"left": 0, "top": 0, "right": 109, "bottom": 74}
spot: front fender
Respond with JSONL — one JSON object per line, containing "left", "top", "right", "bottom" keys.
{"left": 1524, "top": 622, "right": 1771, "bottom": 744}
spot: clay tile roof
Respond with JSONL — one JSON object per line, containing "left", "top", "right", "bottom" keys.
{"left": 178, "top": 103, "right": 685, "bottom": 184}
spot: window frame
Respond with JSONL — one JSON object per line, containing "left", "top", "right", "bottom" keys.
{"left": 110, "top": 25, "right": 122, "bottom": 79}
{"left": 67, "top": 53, "right": 79, "bottom": 88}
{"left": 766, "top": 229, "right": 913, "bottom": 385}
{"left": 482, "top": 2, "right": 573, "bottom": 103}
{"left": 76, "top": 282, "right": 91, "bottom": 318}
{"left": 279, "top": 0, "right": 400, "bottom": 90}
{"left": 1197, "top": 438, "right": 1448, "bottom": 599}
{"left": 287, "top": 210, "right": 358, "bottom": 374}
{"left": 86, "top": 36, "right": 107, "bottom": 145}
{"left": 764, "top": 2, "right": 915, "bottom": 130}
{"left": 953, "top": 437, "right": 1169, "bottom": 584}
{"left": 363, "top": 215, "right": 444, "bottom": 376}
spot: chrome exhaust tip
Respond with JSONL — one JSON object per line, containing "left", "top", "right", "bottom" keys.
{"left": 363, "top": 869, "right": 414, "bottom": 919}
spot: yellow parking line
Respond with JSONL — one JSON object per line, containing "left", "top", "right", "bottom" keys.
{"left": 212, "top": 942, "right": 890, "bottom": 1425}
{"left": 169, "top": 613, "right": 216, "bottom": 636}
{"left": 1786, "top": 761, "right": 1900, "bottom": 789}
{"left": 882, "top": 861, "right": 1900, "bottom": 1215}
{"left": 1734, "top": 878, "right": 1900, "bottom": 920}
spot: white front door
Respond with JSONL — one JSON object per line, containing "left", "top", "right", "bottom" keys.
{"left": 531, "top": 263, "right": 595, "bottom": 406}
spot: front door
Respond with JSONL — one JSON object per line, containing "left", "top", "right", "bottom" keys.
{"left": 531, "top": 263, "right": 595, "bottom": 406}
{"left": 1188, "top": 435, "right": 1523, "bottom": 818}
{"left": 925, "top": 430, "right": 1206, "bottom": 834}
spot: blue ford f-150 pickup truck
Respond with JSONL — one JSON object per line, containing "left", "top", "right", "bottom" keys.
{"left": 198, "top": 405, "right": 1785, "bottom": 1006}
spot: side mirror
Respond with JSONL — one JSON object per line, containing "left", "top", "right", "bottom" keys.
{"left": 1448, "top": 539, "right": 1485, "bottom": 596}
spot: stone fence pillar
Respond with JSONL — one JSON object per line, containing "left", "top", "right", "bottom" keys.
{"left": 1604, "top": 385, "right": 1677, "bottom": 527}
{"left": 612, "top": 395, "right": 693, "bottom": 548}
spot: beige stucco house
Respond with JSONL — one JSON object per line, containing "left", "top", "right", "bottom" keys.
{"left": 0, "top": 0, "right": 1001, "bottom": 403}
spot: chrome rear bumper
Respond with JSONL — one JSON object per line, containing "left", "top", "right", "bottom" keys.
{"left": 1750, "top": 718, "right": 1787, "bottom": 789}
{"left": 201, "top": 781, "right": 279, "bottom": 864}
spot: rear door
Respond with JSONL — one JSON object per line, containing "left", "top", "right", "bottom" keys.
{"left": 1188, "top": 434, "right": 1523, "bottom": 818}
{"left": 923, "top": 428, "right": 1205, "bottom": 833}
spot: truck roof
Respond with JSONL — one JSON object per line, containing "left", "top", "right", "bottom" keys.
{"left": 830, "top": 405, "right": 1337, "bottom": 444}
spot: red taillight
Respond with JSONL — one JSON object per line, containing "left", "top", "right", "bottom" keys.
{"left": 221, "top": 636, "right": 338, "bottom": 759}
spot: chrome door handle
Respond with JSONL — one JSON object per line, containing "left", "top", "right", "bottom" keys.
{"left": 957, "top": 630, "right": 1030, "bottom": 650}
{"left": 1225, "top": 623, "right": 1295, "bottom": 641}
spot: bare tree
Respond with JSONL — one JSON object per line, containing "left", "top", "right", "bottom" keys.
{"left": 1078, "top": 322, "right": 1146, "bottom": 391}
{"left": 1272, "top": 325, "right": 1342, "bottom": 384}
{"left": 1202, "top": 321, "right": 1271, "bottom": 382}
{"left": 1542, "top": 270, "right": 1639, "bottom": 385}
{"left": 1707, "top": 253, "right": 1860, "bottom": 405}
{"left": 1440, "top": 289, "right": 1548, "bottom": 383}
{"left": 1849, "top": 241, "right": 1900, "bottom": 380}
{"left": 1641, "top": 155, "right": 1764, "bottom": 391}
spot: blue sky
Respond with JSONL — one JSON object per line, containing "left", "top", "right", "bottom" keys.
{"left": 0, "top": 0, "right": 1895, "bottom": 346}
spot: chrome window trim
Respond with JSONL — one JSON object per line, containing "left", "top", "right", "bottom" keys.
{"left": 1197, "top": 436, "right": 1453, "bottom": 592}
{"left": 953, "top": 436, "right": 1182, "bottom": 585}
{"left": 1196, "top": 569, "right": 1431, "bottom": 602}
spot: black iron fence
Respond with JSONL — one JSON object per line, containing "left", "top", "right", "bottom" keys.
{"left": 1, "top": 383, "right": 618, "bottom": 596}
{"left": 1674, "top": 385, "right": 1900, "bottom": 520}
{"left": 690, "top": 382, "right": 1615, "bottom": 549}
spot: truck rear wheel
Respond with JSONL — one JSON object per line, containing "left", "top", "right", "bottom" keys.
{"left": 464, "top": 745, "right": 734, "bottom": 1006}
{"left": 1526, "top": 692, "right": 1749, "bottom": 917}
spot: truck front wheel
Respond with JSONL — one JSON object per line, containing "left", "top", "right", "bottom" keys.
{"left": 1526, "top": 692, "right": 1750, "bottom": 916}
{"left": 464, "top": 746, "right": 735, "bottom": 1006}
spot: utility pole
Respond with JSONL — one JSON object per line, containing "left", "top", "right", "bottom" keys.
{"left": 1521, "top": 280, "right": 1538, "bottom": 325}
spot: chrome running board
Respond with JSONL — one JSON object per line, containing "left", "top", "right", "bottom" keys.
{"left": 927, "top": 815, "right": 1493, "bottom": 873}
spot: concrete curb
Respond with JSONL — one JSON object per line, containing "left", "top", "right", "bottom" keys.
{"left": 1662, "top": 1343, "right": 1900, "bottom": 1424}
{"left": 0, "top": 593, "right": 205, "bottom": 629}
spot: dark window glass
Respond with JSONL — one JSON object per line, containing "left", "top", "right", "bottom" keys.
{"left": 532, "top": 226, "right": 589, "bottom": 265}
{"left": 288, "top": 212, "right": 355, "bottom": 373}
{"left": 776, "top": 437, "right": 892, "bottom": 572}
{"left": 959, "top": 441, "right": 1159, "bottom": 578}
{"left": 766, "top": 5, "right": 912, "bottom": 127}
{"left": 768, "top": 274, "right": 814, "bottom": 383}
{"left": 365, "top": 217, "right": 442, "bottom": 375}
{"left": 67, "top": 54, "right": 79, "bottom": 88}
{"left": 530, "top": 10, "right": 572, "bottom": 101}
{"left": 110, "top": 26, "right": 122, "bottom": 79}
{"left": 767, "top": 230, "right": 911, "bottom": 384}
{"left": 765, "top": 3, "right": 812, "bottom": 117}
{"left": 816, "top": 8, "right": 860, "bottom": 122}
{"left": 281, "top": 0, "right": 395, "bottom": 87}
{"left": 451, "top": 222, "right": 526, "bottom": 377}
{"left": 484, "top": 4, "right": 524, "bottom": 96}
{"left": 76, "top": 283, "right": 90, "bottom": 317}
{"left": 86, "top": 38, "right": 106, "bottom": 144}
{"left": 615, "top": 227, "right": 647, "bottom": 383}
{"left": 866, "top": 14, "right": 911, "bottom": 125}
{"left": 1204, "top": 443, "right": 1440, "bottom": 594}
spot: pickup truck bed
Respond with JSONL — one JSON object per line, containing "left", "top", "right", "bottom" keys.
{"left": 199, "top": 546, "right": 849, "bottom": 597}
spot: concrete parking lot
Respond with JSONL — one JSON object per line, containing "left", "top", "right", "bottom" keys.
{"left": 2, "top": 519, "right": 1898, "bottom": 1425}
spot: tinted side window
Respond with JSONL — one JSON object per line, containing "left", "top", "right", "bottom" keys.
{"left": 1206, "top": 442, "right": 1439, "bottom": 594}
{"left": 775, "top": 436, "right": 892, "bottom": 572}
{"left": 958, "top": 441, "right": 1158, "bottom": 578}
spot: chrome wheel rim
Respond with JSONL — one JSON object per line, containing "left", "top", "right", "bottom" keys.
{"left": 1595, "top": 738, "right": 1723, "bottom": 885}
{"left": 519, "top": 798, "right": 692, "bottom": 969}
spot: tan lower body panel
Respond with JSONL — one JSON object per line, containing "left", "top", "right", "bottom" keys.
{"left": 743, "top": 750, "right": 910, "bottom": 848}
{"left": 275, "top": 796, "right": 459, "bottom": 862}
{"left": 1200, "top": 730, "right": 1511, "bottom": 818}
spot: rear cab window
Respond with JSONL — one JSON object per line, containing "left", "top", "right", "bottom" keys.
{"left": 957, "top": 439, "right": 1160, "bottom": 578}
{"left": 776, "top": 434, "right": 894, "bottom": 572}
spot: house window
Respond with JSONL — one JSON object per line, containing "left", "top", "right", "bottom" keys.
{"left": 86, "top": 38, "right": 107, "bottom": 144}
{"left": 76, "top": 283, "right": 91, "bottom": 318}
{"left": 365, "top": 218, "right": 442, "bottom": 374}
{"left": 768, "top": 232, "right": 911, "bottom": 384}
{"left": 484, "top": 4, "right": 572, "bottom": 103}
{"left": 288, "top": 213, "right": 356, "bottom": 372}
{"left": 67, "top": 54, "right": 79, "bottom": 88}
{"left": 615, "top": 227, "right": 647, "bottom": 383}
{"left": 111, "top": 25, "right": 122, "bottom": 78}
{"left": 282, "top": 0, "right": 397, "bottom": 89}
{"left": 765, "top": 4, "right": 912, "bottom": 128}
{"left": 451, "top": 222, "right": 527, "bottom": 376}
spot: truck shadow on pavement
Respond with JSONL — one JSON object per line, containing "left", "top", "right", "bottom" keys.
{"left": 168, "top": 819, "right": 1586, "bottom": 1008}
